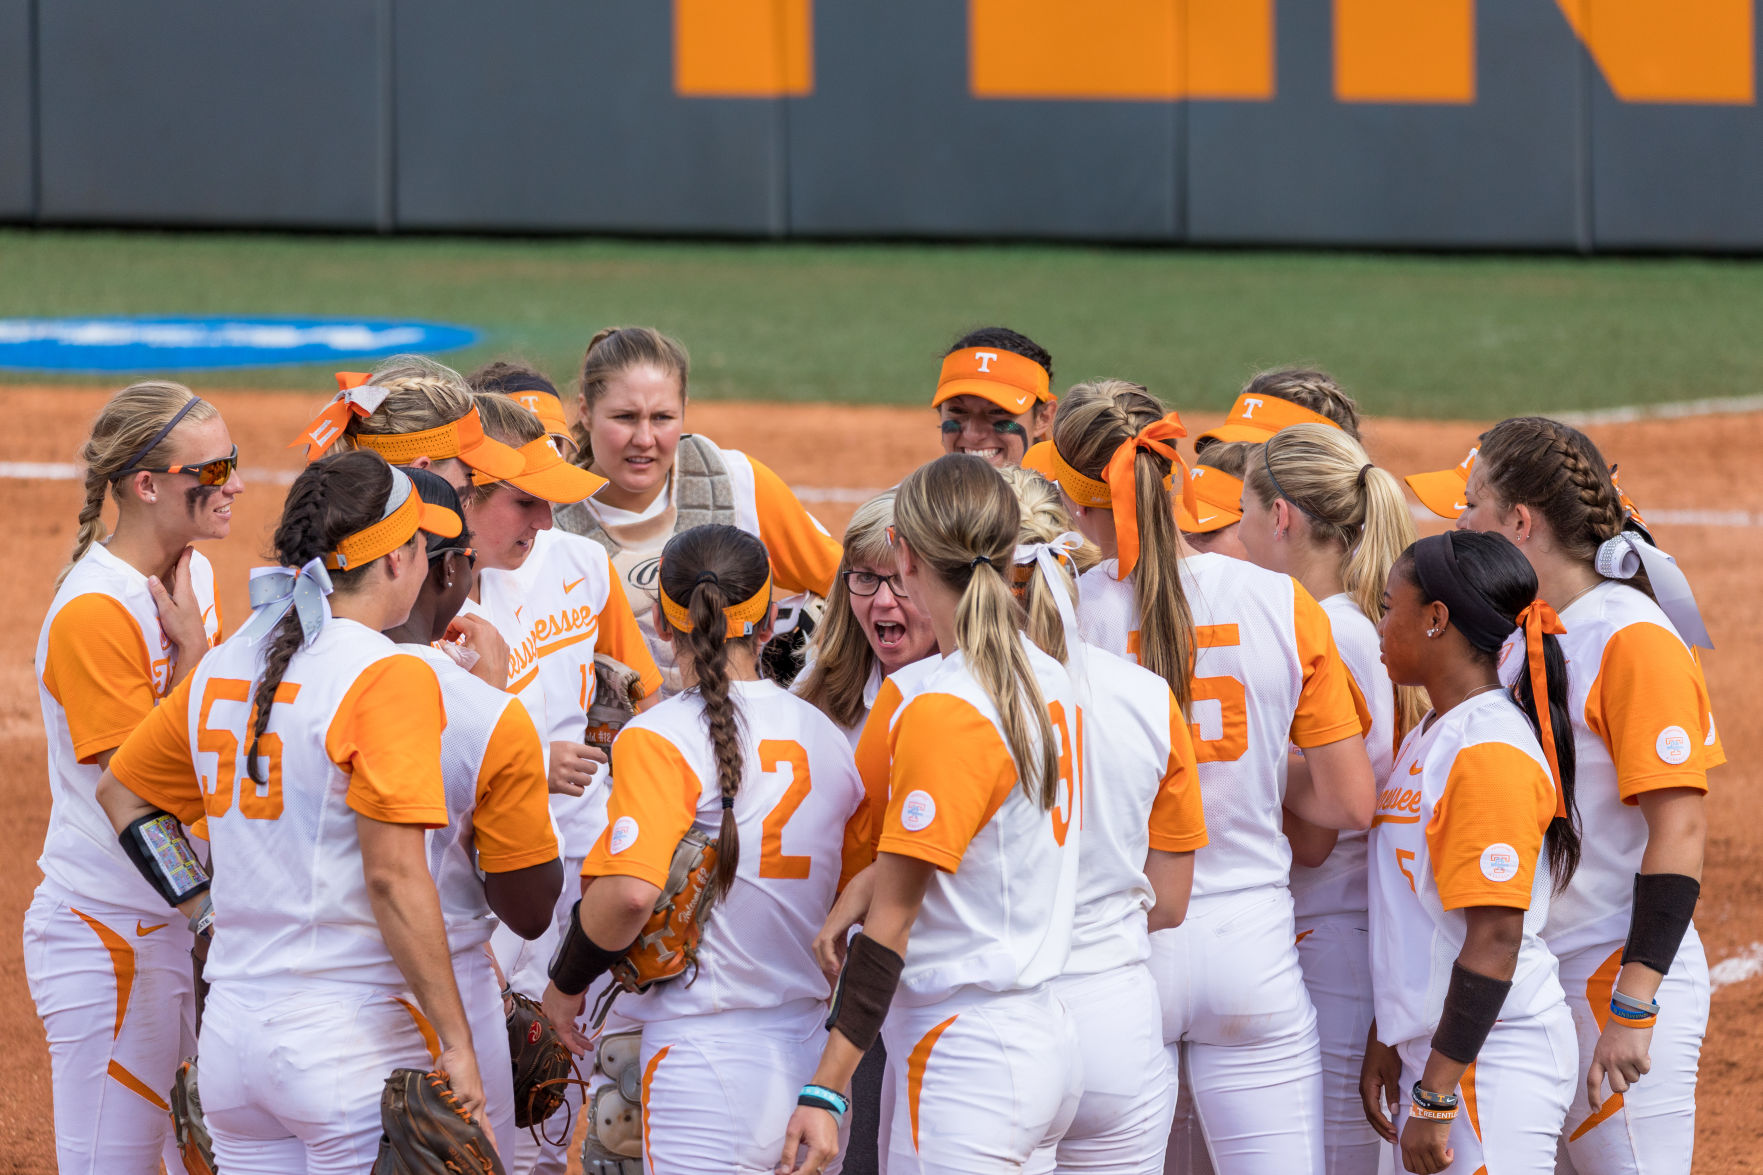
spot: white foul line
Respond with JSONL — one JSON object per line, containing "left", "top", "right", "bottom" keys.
{"left": 1711, "top": 942, "right": 1763, "bottom": 992}
{"left": 1555, "top": 393, "right": 1763, "bottom": 427}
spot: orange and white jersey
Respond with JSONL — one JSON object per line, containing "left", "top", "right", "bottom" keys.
{"left": 580, "top": 436, "right": 843, "bottom": 692}
{"left": 583, "top": 679, "right": 865, "bottom": 1021}
{"left": 874, "top": 640, "right": 1083, "bottom": 1006}
{"left": 1078, "top": 552, "right": 1367, "bottom": 899}
{"left": 455, "top": 587, "right": 548, "bottom": 762}
{"left": 1067, "top": 643, "right": 1207, "bottom": 976}
{"left": 109, "top": 618, "right": 448, "bottom": 990}
{"left": 849, "top": 654, "right": 945, "bottom": 873}
{"left": 1368, "top": 691, "right": 1563, "bottom": 1046}
{"left": 403, "top": 644, "right": 557, "bottom": 953}
{"left": 1291, "top": 595, "right": 1398, "bottom": 921}
{"left": 35, "top": 544, "right": 220, "bottom": 910}
{"left": 1499, "top": 581, "right": 1723, "bottom": 958}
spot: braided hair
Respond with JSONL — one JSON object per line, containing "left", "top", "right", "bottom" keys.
{"left": 656, "top": 524, "right": 771, "bottom": 903}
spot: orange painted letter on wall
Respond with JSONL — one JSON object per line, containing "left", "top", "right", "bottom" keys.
{"left": 674, "top": 0, "right": 813, "bottom": 97}
{"left": 970, "top": 0, "right": 1183, "bottom": 99}
{"left": 1189, "top": 0, "right": 1276, "bottom": 99}
{"left": 1334, "top": 0, "right": 1476, "bottom": 104}
{"left": 1555, "top": 0, "right": 1753, "bottom": 104}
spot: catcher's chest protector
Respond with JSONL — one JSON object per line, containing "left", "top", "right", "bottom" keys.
{"left": 554, "top": 435, "right": 735, "bottom": 556}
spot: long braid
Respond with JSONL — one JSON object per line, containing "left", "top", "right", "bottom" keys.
{"left": 60, "top": 468, "right": 110, "bottom": 589}
{"left": 687, "top": 582, "right": 744, "bottom": 902}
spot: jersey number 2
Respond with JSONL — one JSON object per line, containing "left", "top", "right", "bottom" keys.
{"left": 757, "top": 740, "right": 813, "bottom": 879}
{"left": 198, "top": 676, "right": 300, "bottom": 820}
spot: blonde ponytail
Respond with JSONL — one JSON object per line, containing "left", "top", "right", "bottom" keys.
{"left": 896, "top": 456, "right": 1059, "bottom": 808}
{"left": 998, "top": 466, "right": 1098, "bottom": 665}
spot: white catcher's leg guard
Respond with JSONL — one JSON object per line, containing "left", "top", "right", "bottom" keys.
{"left": 580, "top": 1030, "right": 643, "bottom": 1175}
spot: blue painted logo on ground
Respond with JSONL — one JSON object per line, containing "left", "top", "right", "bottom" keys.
{"left": 0, "top": 317, "right": 477, "bottom": 372}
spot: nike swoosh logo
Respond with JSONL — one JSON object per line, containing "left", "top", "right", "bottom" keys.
{"left": 1451, "top": 501, "right": 1468, "bottom": 513}
{"left": 1409, "top": 761, "right": 1424, "bottom": 775}
{"left": 514, "top": 606, "right": 525, "bottom": 621}
{"left": 563, "top": 577, "right": 585, "bottom": 594}
{"left": 135, "top": 921, "right": 168, "bottom": 936}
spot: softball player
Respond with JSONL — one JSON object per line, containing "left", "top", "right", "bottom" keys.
{"left": 540, "top": 524, "right": 866, "bottom": 1174}
{"left": 1052, "top": 381, "right": 1375, "bottom": 1175}
{"left": 1447, "top": 417, "right": 1719, "bottom": 1175}
{"left": 1362, "top": 530, "right": 1581, "bottom": 1175}
{"left": 382, "top": 468, "right": 564, "bottom": 1149}
{"left": 24, "top": 382, "right": 236, "bottom": 1175}
{"left": 1193, "top": 368, "right": 1362, "bottom": 455}
{"left": 93, "top": 450, "right": 487, "bottom": 1173}
{"left": 556, "top": 326, "right": 843, "bottom": 693}
{"left": 1238, "top": 424, "right": 1424, "bottom": 1175}
{"left": 1003, "top": 465, "right": 1209, "bottom": 1175}
{"left": 470, "top": 360, "right": 578, "bottom": 456}
{"left": 780, "top": 454, "right": 1084, "bottom": 1175}
{"left": 930, "top": 326, "right": 1059, "bottom": 470}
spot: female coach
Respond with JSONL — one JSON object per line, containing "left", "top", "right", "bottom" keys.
{"left": 1362, "top": 530, "right": 1581, "bottom": 1174}
{"left": 25, "top": 381, "right": 238, "bottom": 1175}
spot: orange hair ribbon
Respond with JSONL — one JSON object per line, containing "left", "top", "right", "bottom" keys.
{"left": 288, "top": 371, "right": 382, "bottom": 460}
{"left": 1106, "top": 413, "right": 1190, "bottom": 578}
{"left": 1514, "top": 598, "right": 1569, "bottom": 818}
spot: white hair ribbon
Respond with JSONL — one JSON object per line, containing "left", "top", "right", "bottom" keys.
{"left": 1014, "top": 531, "right": 1088, "bottom": 688}
{"left": 1596, "top": 533, "right": 1712, "bottom": 650}
{"left": 235, "top": 558, "right": 335, "bottom": 649}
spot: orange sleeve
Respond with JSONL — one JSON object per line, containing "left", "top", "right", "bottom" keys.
{"left": 1289, "top": 586, "right": 1371, "bottom": 749}
{"left": 1148, "top": 690, "right": 1208, "bottom": 853}
{"left": 1020, "top": 442, "right": 1057, "bottom": 479}
{"left": 108, "top": 672, "right": 205, "bottom": 826}
{"left": 471, "top": 701, "right": 559, "bottom": 873}
{"left": 853, "top": 678, "right": 905, "bottom": 849}
{"left": 1426, "top": 741, "right": 1554, "bottom": 911}
{"left": 596, "top": 570, "right": 664, "bottom": 699}
{"left": 1585, "top": 622, "right": 1722, "bottom": 802}
{"left": 42, "top": 593, "right": 158, "bottom": 763}
{"left": 327, "top": 655, "right": 449, "bottom": 827}
{"left": 582, "top": 727, "right": 701, "bottom": 888}
{"left": 749, "top": 456, "right": 843, "bottom": 597}
{"left": 876, "top": 694, "right": 1016, "bottom": 872}
{"left": 838, "top": 791, "right": 876, "bottom": 890}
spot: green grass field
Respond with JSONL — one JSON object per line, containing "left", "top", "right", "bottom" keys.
{"left": 3, "top": 229, "right": 1761, "bottom": 417}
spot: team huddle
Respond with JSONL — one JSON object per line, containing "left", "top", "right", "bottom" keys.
{"left": 24, "top": 325, "right": 1719, "bottom": 1175}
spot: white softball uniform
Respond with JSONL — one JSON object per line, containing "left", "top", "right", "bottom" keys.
{"left": 1502, "top": 582, "right": 1720, "bottom": 1174}
{"left": 1079, "top": 553, "right": 1366, "bottom": 1175}
{"left": 1292, "top": 595, "right": 1396, "bottom": 1175}
{"left": 109, "top": 618, "right": 454, "bottom": 1175}
{"left": 582, "top": 678, "right": 865, "bottom": 1173}
{"left": 25, "top": 543, "right": 218, "bottom": 1175}
{"left": 861, "top": 640, "right": 1085, "bottom": 1175}
{"left": 1369, "top": 690, "right": 1573, "bottom": 1173}
{"left": 406, "top": 643, "right": 558, "bottom": 1147}
{"left": 1054, "top": 644, "right": 1206, "bottom": 1175}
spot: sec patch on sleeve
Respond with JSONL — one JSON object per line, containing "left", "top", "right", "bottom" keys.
{"left": 899, "top": 790, "right": 937, "bottom": 832}
{"left": 609, "top": 816, "right": 639, "bottom": 854}
{"left": 1655, "top": 725, "right": 1693, "bottom": 765}
{"left": 1480, "top": 843, "right": 1520, "bottom": 883}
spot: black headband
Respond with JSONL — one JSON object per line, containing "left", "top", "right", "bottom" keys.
{"left": 1411, "top": 533, "right": 1515, "bottom": 654}
{"left": 1262, "top": 443, "right": 1316, "bottom": 520}
{"left": 111, "top": 396, "right": 204, "bottom": 481}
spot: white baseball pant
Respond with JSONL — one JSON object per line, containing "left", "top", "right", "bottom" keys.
{"left": 1295, "top": 914, "right": 1383, "bottom": 1175}
{"left": 1053, "top": 963, "right": 1177, "bottom": 1174}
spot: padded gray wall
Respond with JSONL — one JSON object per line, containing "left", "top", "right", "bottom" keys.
{"left": 6, "top": 1, "right": 1763, "bottom": 249}
{"left": 36, "top": 0, "right": 388, "bottom": 227}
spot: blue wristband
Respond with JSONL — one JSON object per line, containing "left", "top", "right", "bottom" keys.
{"left": 1611, "top": 989, "right": 1660, "bottom": 1016}
{"left": 1608, "top": 1000, "right": 1654, "bottom": 1021}
{"left": 798, "top": 1084, "right": 849, "bottom": 1117}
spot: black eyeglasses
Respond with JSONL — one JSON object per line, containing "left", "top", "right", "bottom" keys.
{"left": 113, "top": 445, "right": 239, "bottom": 487}
{"left": 429, "top": 545, "right": 477, "bottom": 569}
{"left": 843, "top": 569, "right": 908, "bottom": 598}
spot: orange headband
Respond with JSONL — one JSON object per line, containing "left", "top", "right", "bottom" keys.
{"left": 323, "top": 466, "right": 462, "bottom": 571}
{"left": 1514, "top": 599, "right": 1569, "bottom": 818}
{"left": 660, "top": 572, "right": 773, "bottom": 641}
{"left": 1051, "top": 413, "right": 1191, "bottom": 579}
{"left": 352, "top": 407, "right": 474, "bottom": 464}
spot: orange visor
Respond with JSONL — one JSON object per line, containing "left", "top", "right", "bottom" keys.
{"left": 933, "top": 348, "right": 1054, "bottom": 415}
{"left": 1197, "top": 393, "right": 1341, "bottom": 446}
{"left": 510, "top": 389, "right": 572, "bottom": 442}
{"left": 501, "top": 437, "right": 606, "bottom": 504}
{"left": 1405, "top": 446, "right": 1478, "bottom": 520}
{"left": 350, "top": 405, "right": 528, "bottom": 483}
{"left": 660, "top": 572, "right": 773, "bottom": 641}
{"left": 1176, "top": 465, "right": 1244, "bottom": 533}
{"left": 1050, "top": 413, "right": 1192, "bottom": 579}
{"left": 324, "top": 465, "right": 462, "bottom": 571}
{"left": 1020, "top": 441, "right": 1058, "bottom": 479}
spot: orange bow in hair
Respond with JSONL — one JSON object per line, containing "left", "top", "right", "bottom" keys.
{"left": 1105, "top": 414, "right": 1189, "bottom": 578}
{"left": 1515, "top": 599, "right": 1569, "bottom": 817}
{"left": 288, "top": 372, "right": 380, "bottom": 460}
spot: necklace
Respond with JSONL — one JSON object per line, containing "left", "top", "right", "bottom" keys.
{"left": 1556, "top": 578, "right": 1602, "bottom": 613}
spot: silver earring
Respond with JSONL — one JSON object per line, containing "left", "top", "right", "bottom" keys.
{"left": 1427, "top": 626, "right": 1442, "bottom": 637}
{"left": 445, "top": 579, "right": 454, "bottom": 589}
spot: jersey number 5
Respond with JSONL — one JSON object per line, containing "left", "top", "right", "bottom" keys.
{"left": 1191, "top": 624, "right": 1248, "bottom": 763}
{"left": 197, "top": 676, "right": 300, "bottom": 820}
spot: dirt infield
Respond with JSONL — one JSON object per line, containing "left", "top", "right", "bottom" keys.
{"left": 2, "top": 387, "right": 1758, "bottom": 1173}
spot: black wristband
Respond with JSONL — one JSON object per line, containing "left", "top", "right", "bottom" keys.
{"left": 1622, "top": 873, "right": 1700, "bottom": 974}
{"left": 825, "top": 933, "right": 905, "bottom": 1053}
{"left": 118, "top": 811, "right": 211, "bottom": 907}
{"left": 547, "top": 900, "right": 630, "bottom": 997}
{"left": 1430, "top": 961, "right": 1512, "bottom": 1065}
